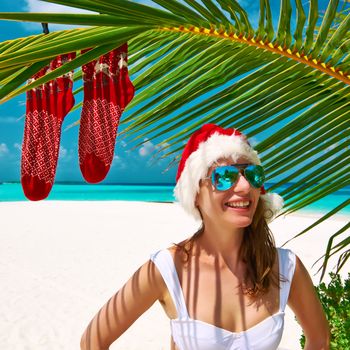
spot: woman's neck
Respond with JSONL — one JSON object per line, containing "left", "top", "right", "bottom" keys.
{"left": 195, "top": 221, "right": 245, "bottom": 271}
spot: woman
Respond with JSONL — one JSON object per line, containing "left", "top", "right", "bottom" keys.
{"left": 80, "top": 123, "right": 329, "bottom": 350}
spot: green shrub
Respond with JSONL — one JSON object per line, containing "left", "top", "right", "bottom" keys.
{"left": 299, "top": 272, "right": 350, "bottom": 349}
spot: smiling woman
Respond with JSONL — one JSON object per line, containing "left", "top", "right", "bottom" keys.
{"left": 80, "top": 123, "right": 330, "bottom": 350}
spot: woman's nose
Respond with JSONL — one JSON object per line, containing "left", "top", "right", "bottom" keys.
{"left": 234, "top": 173, "right": 251, "bottom": 192}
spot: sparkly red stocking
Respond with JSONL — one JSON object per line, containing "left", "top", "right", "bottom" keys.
{"left": 78, "top": 43, "right": 134, "bottom": 183}
{"left": 21, "top": 52, "right": 76, "bottom": 200}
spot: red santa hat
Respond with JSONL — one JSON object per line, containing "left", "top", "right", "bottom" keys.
{"left": 174, "top": 123, "right": 284, "bottom": 222}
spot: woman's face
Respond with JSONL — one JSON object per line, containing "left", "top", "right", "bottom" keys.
{"left": 195, "top": 157, "right": 261, "bottom": 228}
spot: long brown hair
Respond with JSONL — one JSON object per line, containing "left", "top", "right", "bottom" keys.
{"left": 175, "top": 199, "right": 279, "bottom": 299}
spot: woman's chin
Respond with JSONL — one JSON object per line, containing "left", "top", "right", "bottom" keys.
{"left": 224, "top": 214, "right": 253, "bottom": 228}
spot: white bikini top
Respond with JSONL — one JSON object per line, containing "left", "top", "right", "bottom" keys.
{"left": 150, "top": 248, "right": 296, "bottom": 350}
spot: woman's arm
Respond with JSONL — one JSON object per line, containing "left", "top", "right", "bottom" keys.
{"left": 80, "top": 259, "right": 165, "bottom": 350}
{"left": 288, "top": 255, "right": 330, "bottom": 350}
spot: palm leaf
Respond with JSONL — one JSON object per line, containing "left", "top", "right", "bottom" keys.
{"left": 0, "top": 0, "right": 349, "bottom": 278}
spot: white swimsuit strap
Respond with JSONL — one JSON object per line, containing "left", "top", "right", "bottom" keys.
{"left": 277, "top": 248, "right": 296, "bottom": 311}
{"left": 150, "top": 249, "right": 189, "bottom": 319}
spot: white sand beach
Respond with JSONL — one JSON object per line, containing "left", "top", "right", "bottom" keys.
{"left": 0, "top": 200, "right": 348, "bottom": 350}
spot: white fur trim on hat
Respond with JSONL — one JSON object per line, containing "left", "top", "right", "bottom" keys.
{"left": 174, "top": 132, "right": 261, "bottom": 221}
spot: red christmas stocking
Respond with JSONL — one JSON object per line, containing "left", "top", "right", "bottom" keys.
{"left": 21, "top": 52, "right": 76, "bottom": 201}
{"left": 79, "top": 43, "right": 134, "bottom": 183}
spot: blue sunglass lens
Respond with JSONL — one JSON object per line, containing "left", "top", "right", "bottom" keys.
{"left": 244, "top": 165, "right": 265, "bottom": 188}
{"left": 211, "top": 166, "right": 239, "bottom": 191}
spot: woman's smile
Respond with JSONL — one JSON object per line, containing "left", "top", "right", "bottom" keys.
{"left": 224, "top": 200, "right": 251, "bottom": 209}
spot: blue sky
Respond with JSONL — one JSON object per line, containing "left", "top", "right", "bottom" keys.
{"left": 0, "top": 0, "right": 336, "bottom": 184}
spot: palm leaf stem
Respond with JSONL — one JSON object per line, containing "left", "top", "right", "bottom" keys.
{"left": 160, "top": 26, "right": 350, "bottom": 85}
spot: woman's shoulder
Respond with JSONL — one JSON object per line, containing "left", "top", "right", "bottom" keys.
{"left": 276, "top": 247, "right": 297, "bottom": 280}
{"left": 276, "top": 247, "right": 297, "bottom": 261}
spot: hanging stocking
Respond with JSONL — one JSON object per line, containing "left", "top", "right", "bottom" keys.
{"left": 78, "top": 43, "right": 134, "bottom": 183}
{"left": 21, "top": 52, "right": 76, "bottom": 201}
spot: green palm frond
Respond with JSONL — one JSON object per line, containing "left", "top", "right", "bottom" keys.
{"left": 0, "top": 0, "right": 349, "bottom": 278}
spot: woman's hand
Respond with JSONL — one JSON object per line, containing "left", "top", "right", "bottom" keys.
{"left": 80, "top": 260, "right": 165, "bottom": 350}
{"left": 288, "top": 256, "right": 330, "bottom": 350}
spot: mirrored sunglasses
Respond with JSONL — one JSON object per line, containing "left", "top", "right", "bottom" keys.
{"left": 206, "top": 164, "right": 265, "bottom": 191}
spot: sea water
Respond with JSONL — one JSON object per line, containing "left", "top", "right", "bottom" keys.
{"left": 0, "top": 182, "right": 349, "bottom": 216}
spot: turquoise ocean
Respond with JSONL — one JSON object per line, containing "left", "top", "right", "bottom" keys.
{"left": 0, "top": 182, "right": 349, "bottom": 216}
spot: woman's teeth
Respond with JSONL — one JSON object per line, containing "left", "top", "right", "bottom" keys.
{"left": 225, "top": 201, "right": 250, "bottom": 208}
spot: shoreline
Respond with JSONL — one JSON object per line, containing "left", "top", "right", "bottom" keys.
{"left": 1, "top": 182, "right": 349, "bottom": 219}
{"left": 1, "top": 201, "right": 348, "bottom": 349}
